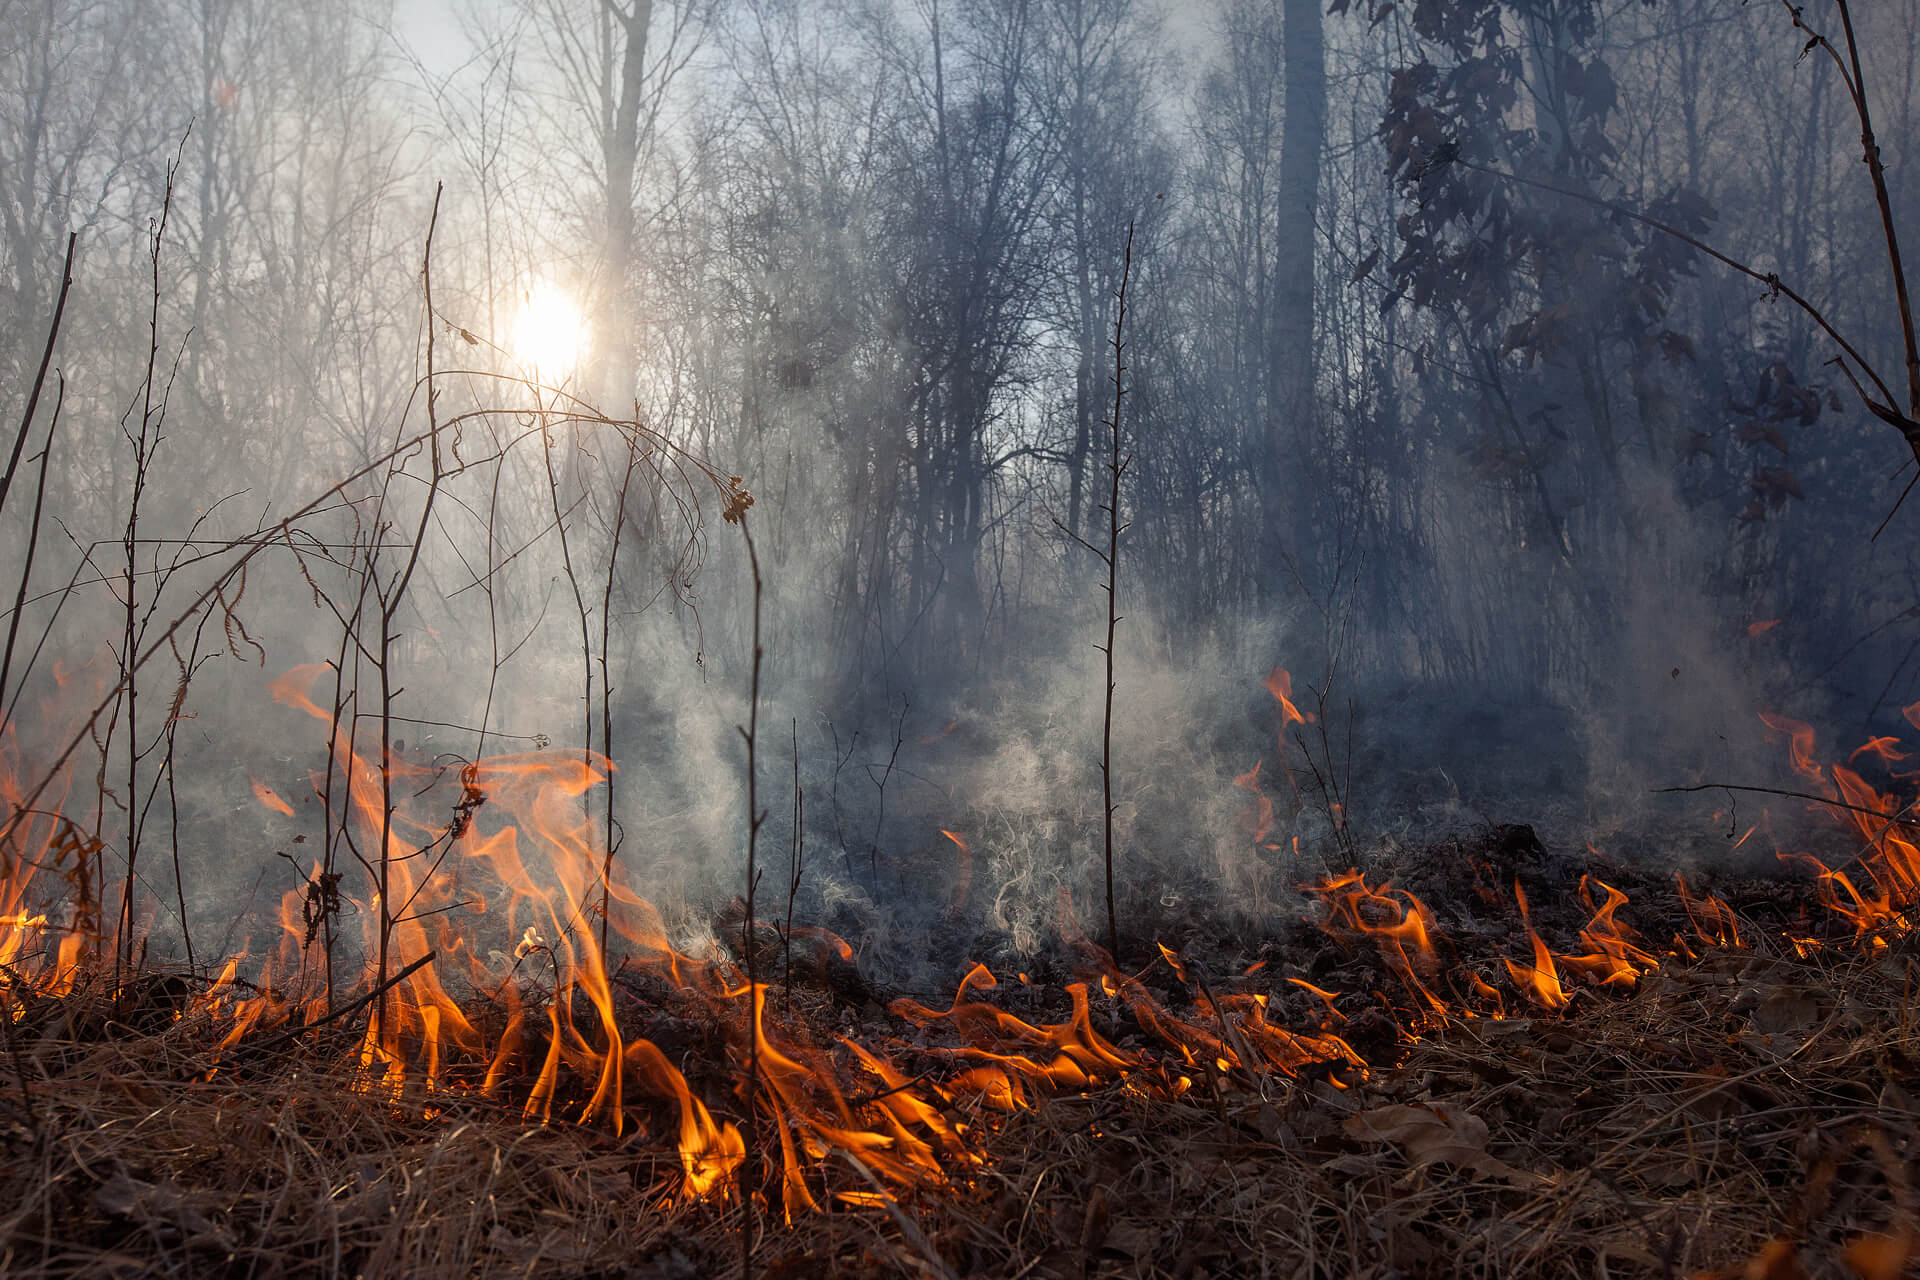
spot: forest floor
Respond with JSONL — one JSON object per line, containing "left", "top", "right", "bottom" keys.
{"left": 1, "top": 828, "right": 1915, "bottom": 1279}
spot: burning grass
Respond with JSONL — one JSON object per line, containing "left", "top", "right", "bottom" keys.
{"left": 1, "top": 885, "right": 1916, "bottom": 1278}
{"left": 5, "top": 670, "right": 1920, "bottom": 1276}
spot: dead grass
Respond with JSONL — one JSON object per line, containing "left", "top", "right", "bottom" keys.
{"left": 895, "top": 939, "right": 1919, "bottom": 1279}
{"left": 1, "top": 921, "right": 1915, "bottom": 1277}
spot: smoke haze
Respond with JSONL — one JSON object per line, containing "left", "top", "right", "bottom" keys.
{"left": 2, "top": 0, "right": 1916, "bottom": 979}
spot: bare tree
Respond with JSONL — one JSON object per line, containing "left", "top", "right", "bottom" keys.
{"left": 523, "top": 0, "right": 716, "bottom": 408}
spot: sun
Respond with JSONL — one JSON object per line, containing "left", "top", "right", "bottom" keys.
{"left": 509, "top": 281, "right": 586, "bottom": 377}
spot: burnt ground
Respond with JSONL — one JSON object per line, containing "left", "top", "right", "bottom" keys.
{"left": 1, "top": 825, "right": 1915, "bottom": 1278}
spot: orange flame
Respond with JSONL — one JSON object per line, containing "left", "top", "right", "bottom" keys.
{"left": 1264, "top": 667, "right": 1316, "bottom": 729}
{"left": 1232, "top": 759, "right": 1275, "bottom": 845}
{"left": 1503, "top": 882, "right": 1569, "bottom": 1011}
{"left": 1759, "top": 711, "right": 1826, "bottom": 787}
{"left": 250, "top": 777, "right": 295, "bottom": 817}
{"left": 1307, "top": 871, "right": 1449, "bottom": 1020}
{"left": 892, "top": 964, "right": 1140, "bottom": 1091}
{"left": 1675, "top": 873, "right": 1743, "bottom": 949}
{"left": 35, "top": 650, "right": 1920, "bottom": 1224}
{"left": 940, "top": 829, "right": 972, "bottom": 911}
{"left": 1556, "top": 876, "right": 1659, "bottom": 989}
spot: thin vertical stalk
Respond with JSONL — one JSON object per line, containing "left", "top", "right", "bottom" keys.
{"left": 0, "top": 231, "right": 76, "bottom": 520}
{"left": 735, "top": 516, "right": 765, "bottom": 1280}
{"left": 597, "top": 438, "right": 641, "bottom": 957}
{"left": 1098, "top": 224, "right": 1134, "bottom": 965}
{"left": 1831, "top": 0, "right": 1920, "bottom": 421}
{"left": 119, "top": 165, "right": 182, "bottom": 979}
{"left": 784, "top": 717, "right": 801, "bottom": 1010}
{"left": 538, "top": 401, "right": 594, "bottom": 825}
{"left": 376, "top": 184, "right": 447, "bottom": 1035}
{"left": 0, "top": 381, "right": 61, "bottom": 733}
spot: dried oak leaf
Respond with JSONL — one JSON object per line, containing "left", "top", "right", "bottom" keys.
{"left": 1737, "top": 420, "right": 1790, "bottom": 457}
{"left": 1843, "top": 1232, "right": 1917, "bottom": 1280}
{"left": 721, "top": 476, "right": 755, "bottom": 525}
{"left": 1693, "top": 1237, "right": 1805, "bottom": 1280}
{"left": 94, "top": 1173, "right": 232, "bottom": 1248}
{"left": 1342, "top": 1102, "right": 1540, "bottom": 1184}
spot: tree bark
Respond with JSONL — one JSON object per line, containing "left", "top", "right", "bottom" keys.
{"left": 1265, "top": 0, "right": 1325, "bottom": 570}
{"left": 598, "top": 0, "right": 653, "bottom": 409}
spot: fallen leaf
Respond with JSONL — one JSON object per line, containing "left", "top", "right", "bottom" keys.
{"left": 1693, "top": 1238, "right": 1805, "bottom": 1280}
{"left": 1343, "top": 1103, "right": 1539, "bottom": 1184}
{"left": 1843, "top": 1231, "right": 1916, "bottom": 1280}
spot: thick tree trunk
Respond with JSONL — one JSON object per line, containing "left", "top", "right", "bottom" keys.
{"left": 1265, "top": 0, "right": 1325, "bottom": 571}
{"left": 598, "top": 0, "right": 652, "bottom": 409}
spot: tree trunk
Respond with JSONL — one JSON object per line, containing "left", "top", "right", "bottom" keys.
{"left": 598, "top": 0, "right": 652, "bottom": 409}
{"left": 1265, "top": 0, "right": 1325, "bottom": 572}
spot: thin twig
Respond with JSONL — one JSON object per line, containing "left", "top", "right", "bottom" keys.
{"left": 0, "top": 231, "right": 77, "bottom": 519}
{"left": 233, "top": 951, "right": 438, "bottom": 1061}
{"left": 736, "top": 514, "right": 765, "bottom": 1280}
{"left": 1098, "top": 223, "right": 1135, "bottom": 964}
{"left": 1654, "top": 781, "right": 1920, "bottom": 828}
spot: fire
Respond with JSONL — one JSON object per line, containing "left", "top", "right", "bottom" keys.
{"left": 1264, "top": 666, "right": 1316, "bottom": 729}
{"left": 1556, "top": 876, "right": 1659, "bottom": 989}
{"left": 891, "top": 963, "right": 1140, "bottom": 1091}
{"left": 1114, "top": 958, "right": 1362, "bottom": 1080}
{"left": 251, "top": 777, "right": 295, "bottom": 817}
{"left": 940, "top": 828, "right": 972, "bottom": 910}
{"left": 3, "top": 667, "right": 820, "bottom": 1203}
{"left": 10, "top": 648, "right": 1920, "bottom": 1226}
{"left": 1308, "top": 870, "right": 1450, "bottom": 1020}
{"left": 1759, "top": 711, "right": 1825, "bottom": 786}
{"left": 1848, "top": 736, "right": 1910, "bottom": 767}
{"left": 1676, "top": 873, "right": 1743, "bottom": 949}
{"left": 1233, "top": 758, "right": 1276, "bottom": 845}
{"left": 1751, "top": 707, "right": 1920, "bottom": 941}
{"left": 1503, "top": 882, "right": 1569, "bottom": 1011}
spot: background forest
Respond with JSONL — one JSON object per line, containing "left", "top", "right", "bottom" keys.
{"left": 5, "top": 0, "right": 1920, "bottom": 960}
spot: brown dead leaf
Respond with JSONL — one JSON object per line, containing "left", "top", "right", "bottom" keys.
{"left": 1254, "top": 1101, "right": 1294, "bottom": 1147}
{"left": 1343, "top": 1103, "right": 1539, "bottom": 1184}
{"left": 1324, "top": 1153, "right": 1381, "bottom": 1178}
{"left": 94, "top": 1172, "right": 232, "bottom": 1248}
{"left": 1733, "top": 984, "right": 1824, "bottom": 1037}
{"left": 1843, "top": 1231, "right": 1917, "bottom": 1280}
{"left": 1693, "top": 1238, "right": 1805, "bottom": 1280}
{"left": 1101, "top": 1220, "right": 1161, "bottom": 1260}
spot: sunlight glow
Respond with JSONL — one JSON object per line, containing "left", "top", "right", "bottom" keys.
{"left": 509, "top": 281, "right": 585, "bottom": 377}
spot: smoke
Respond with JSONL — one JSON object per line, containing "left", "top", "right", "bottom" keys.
{"left": 3, "top": 0, "right": 1914, "bottom": 998}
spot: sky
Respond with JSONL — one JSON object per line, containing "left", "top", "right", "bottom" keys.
{"left": 388, "top": 0, "right": 1222, "bottom": 82}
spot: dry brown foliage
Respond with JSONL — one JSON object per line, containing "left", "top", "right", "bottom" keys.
{"left": 1, "top": 922, "right": 1915, "bottom": 1279}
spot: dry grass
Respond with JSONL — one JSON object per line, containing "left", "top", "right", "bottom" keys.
{"left": 2, "top": 922, "right": 1915, "bottom": 1278}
